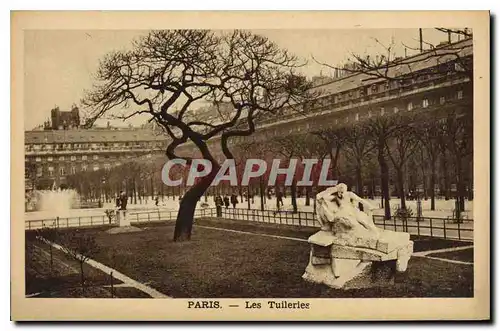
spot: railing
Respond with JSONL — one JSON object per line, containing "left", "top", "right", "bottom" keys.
{"left": 127, "top": 208, "right": 473, "bottom": 241}
{"left": 25, "top": 207, "right": 474, "bottom": 241}
{"left": 215, "top": 208, "right": 320, "bottom": 227}
{"left": 25, "top": 215, "right": 111, "bottom": 231}
{"left": 373, "top": 215, "right": 473, "bottom": 241}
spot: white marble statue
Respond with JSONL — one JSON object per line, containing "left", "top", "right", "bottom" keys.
{"left": 302, "top": 183, "right": 413, "bottom": 289}
{"left": 316, "top": 183, "right": 379, "bottom": 236}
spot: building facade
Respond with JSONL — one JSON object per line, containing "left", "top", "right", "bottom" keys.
{"left": 175, "top": 38, "right": 472, "bottom": 152}
{"left": 172, "top": 38, "right": 473, "bottom": 198}
{"left": 25, "top": 128, "right": 167, "bottom": 190}
{"left": 43, "top": 105, "right": 81, "bottom": 130}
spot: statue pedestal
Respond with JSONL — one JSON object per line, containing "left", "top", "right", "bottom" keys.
{"left": 117, "top": 210, "right": 130, "bottom": 227}
{"left": 302, "top": 230, "right": 413, "bottom": 289}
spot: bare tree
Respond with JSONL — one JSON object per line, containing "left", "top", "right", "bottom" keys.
{"left": 25, "top": 162, "right": 38, "bottom": 192}
{"left": 416, "top": 120, "right": 444, "bottom": 210}
{"left": 313, "top": 28, "right": 472, "bottom": 83}
{"left": 233, "top": 138, "right": 272, "bottom": 211}
{"left": 59, "top": 231, "right": 100, "bottom": 296}
{"left": 36, "top": 227, "right": 59, "bottom": 275}
{"left": 83, "top": 30, "right": 314, "bottom": 241}
{"left": 440, "top": 109, "right": 473, "bottom": 216}
{"left": 367, "top": 113, "right": 404, "bottom": 219}
{"left": 271, "top": 135, "right": 306, "bottom": 213}
{"left": 296, "top": 133, "right": 328, "bottom": 206}
{"left": 313, "top": 126, "right": 348, "bottom": 180}
{"left": 385, "top": 116, "right": 420, "bottom": 210}
{"left": 342, "top": 123, "right": 375, "bottom": 198}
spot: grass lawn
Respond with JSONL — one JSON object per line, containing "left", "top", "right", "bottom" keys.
{"left": 192, "top": 217, "right": 473, "bottom": 253}
{"left": 25, "top": 240, "right": 149, "bottom": 298}
{"left": 83, "top": 220, "right": 473, "bottom": 298}
{"left": 428, "top": 248, "right": 474, "bottom": 263}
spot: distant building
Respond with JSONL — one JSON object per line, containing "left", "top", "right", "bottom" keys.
{"left": 25, "top": 128, "right": 167, "bottom": 190}
{"left": 44, "top": 104, "right": 81, "bottom": 130}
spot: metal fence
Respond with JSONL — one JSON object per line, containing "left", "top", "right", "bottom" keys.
{"left": 127, "top": 208, "right": 473, "bottom": 241}
{"left": 216, "top": 208, "right": 319, "bottom": 227}
{"left": 25, "top": 207, "right": 473, "bottom": 241}
{"left": 373, "top": 215, "right": 473, "bottom": 241}
{"left": 25, "top": 215, "right": 111, "bottom": 231}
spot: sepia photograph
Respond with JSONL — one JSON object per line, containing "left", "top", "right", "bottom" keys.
{"left": 11, "top": 11, "right": 490, "bottom": 321}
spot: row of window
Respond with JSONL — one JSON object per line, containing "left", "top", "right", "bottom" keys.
{"left": 256, "top": 90, "right": 465, "bottom": 138}
{"left": 33, "top": 155, "right": 98, "bottom": 162}
{"left": 30, "top": 153, "right": 153, "bottom": 163}
{"left": 35, "top": 162, "right": 120, "bottom": 177}
{"left": 25, "top": 141, "right": 164, "bottom": 152}
{"left": 258, "top": 81, "right": 466, "bottom": 128}
{"left": 309, "top": 70, "right": 465, "bottom": 110}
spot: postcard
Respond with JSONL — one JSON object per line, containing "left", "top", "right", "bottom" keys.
{"left": 11, "top": 10, "right": 490, "bottom": 321}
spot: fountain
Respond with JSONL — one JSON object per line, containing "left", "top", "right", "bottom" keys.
{"left": 34, "top": 188, "right": 80, "bottom": 213}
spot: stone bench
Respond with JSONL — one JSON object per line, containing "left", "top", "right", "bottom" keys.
{"left": 302, "top": 230, "right": 413, "bottom": 289}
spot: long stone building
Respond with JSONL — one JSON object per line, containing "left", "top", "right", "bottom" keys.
{"left": 173, "top": 37, "right": 473, "bottom": 197}
{"left": 25, "top": 122, "right": 167, "bottom": 190}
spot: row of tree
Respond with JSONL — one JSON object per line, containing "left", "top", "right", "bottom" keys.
{"left": 232, "top": 108, "right": 472, "bottom": 218}
{"left": 65, "top": 106, "right": 472, "bottom": 224}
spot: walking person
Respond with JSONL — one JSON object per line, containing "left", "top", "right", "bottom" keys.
{"left": 223, "top": 195, "right": 230, "bottom": 209}
{"left": 230, "top": 193, "right": 238, "bottom": 209}
{"left": 215, "top": 195, "right": 223, "bottom": 217}
{"left": 276, "top": 190, "right": 284, "bottom": 211}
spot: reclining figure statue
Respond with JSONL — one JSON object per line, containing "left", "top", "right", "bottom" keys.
{"left": 302, "top": 183, "right": 413, "bottom": 289}
{"left": 316, "top": 183, "right": 379, "bottom": 236}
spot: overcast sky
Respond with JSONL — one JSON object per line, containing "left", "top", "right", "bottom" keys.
{"left": 24, "top": 28, "right": 455, "bottom": 130}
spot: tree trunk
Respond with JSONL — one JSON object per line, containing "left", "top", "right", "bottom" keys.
{"left": 355, "top": 165, "right": 363, "bottom": 198}
{"left": 456, "top": 158, "right": 465, "bottom": 212}
{"left": 259, "top": 177, "right": 265, "bottom": 211}
{"left": 396, "top": 168, "right": 406, "bottom": 210}
{"left": 305, "top": 186, "right": 311, "bottom": 206}
{"left": 291, "top": 180, "right": 298, "bottom": 213}
{"left": 247, "top": 185, "right": 251, "bottom": 210}
{"left": 442, "top": 157, "right": 450, "bottom": 200}
{"left": 378, "top": 142, "right": 391, "bottom": 220}
{"left": 430, "top": 161, "right": 436, "bottom": 211}
{"left": 370, "top": 176, "right": 375, "bottom": 200}
{"left": 133, "top": 181, "right": 137, "bottom": 204}
{"left": 150, "top": 176, "right": 154, "bottom": 201}
{"left": 468, "top": 159, "right": 474, "bottom": 200}
{"left": 173, "top": 164, "right": 220, "bottom": 242}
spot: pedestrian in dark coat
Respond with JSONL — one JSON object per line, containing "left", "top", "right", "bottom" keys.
{"left": 230, "top": 194, "right": 238, "bottom": 208}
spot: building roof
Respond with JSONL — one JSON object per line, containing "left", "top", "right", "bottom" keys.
{"left": 310, "top": 38, "right": 472, "bottom": 96}
{"left": 25, "top": 128, "right": 167, "bottom": 144}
